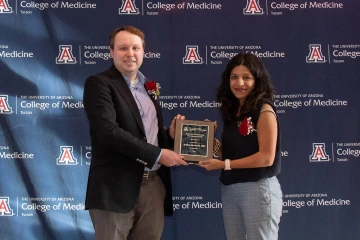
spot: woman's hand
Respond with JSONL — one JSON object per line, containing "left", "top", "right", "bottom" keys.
{"left": 204, "top": 119, "right": 218, "bottom": 133}
{"left": 198, "top": 159, "right": 224, "bottom": 171}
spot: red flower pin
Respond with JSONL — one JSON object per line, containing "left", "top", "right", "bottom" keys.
{"left": 145, "top": 81, "right": 161, "bottom": 99}
{"left": 238, "top": 117, "right": 257, "bottom": 136}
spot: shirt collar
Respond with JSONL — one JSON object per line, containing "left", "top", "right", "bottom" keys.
{"left": 122, "top": 71, "right": 146, "bottom": 87}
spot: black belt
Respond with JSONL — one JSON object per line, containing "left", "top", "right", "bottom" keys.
{"left": 143, "top": 171, "right": 158, "bottom": 179}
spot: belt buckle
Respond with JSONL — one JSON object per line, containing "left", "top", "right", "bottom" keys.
{"left": 143, "top": 172, "right": 149, "bottom": 179}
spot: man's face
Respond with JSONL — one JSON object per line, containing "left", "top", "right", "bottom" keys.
{"left": 110, "top": 31, "right": 144, "bottom": 80}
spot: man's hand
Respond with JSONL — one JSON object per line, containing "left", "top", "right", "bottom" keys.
{"left": 169, "top": 114, "right": 185, "bottom": 139}
{"left": 159, "top": 149, "right": 188, "bottom": 167}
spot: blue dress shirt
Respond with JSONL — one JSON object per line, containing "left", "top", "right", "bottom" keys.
{"left": 122, "top": 71, "right": 161, "bottom": 171}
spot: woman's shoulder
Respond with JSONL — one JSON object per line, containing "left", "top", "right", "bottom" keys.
{"left": 257, "top": 98, "right": 275, "bottom": 108}
{"left": 249, "top": 99, "right": 276, "bottom": 122}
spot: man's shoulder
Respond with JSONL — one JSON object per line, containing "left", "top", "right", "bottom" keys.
{"left": 86, "top": 66, "right": 119, "bottom": 83}
{"left": 90, "top": 67, "right": 113, "bottom": 79}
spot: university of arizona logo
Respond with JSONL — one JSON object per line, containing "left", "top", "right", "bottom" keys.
{"left": 306, "top": 44, "right": 326, "bottom": 63}
{"left": 0, "top": 0, "right": 13, "bottom": 13}
{"left": 0, "top": 95, "right": 13, "bottom": 114}
{"left": 0, "top": 197, "right": 14, "bottom": 216}
{"left": 183, "top": 46, "right": 203, "bottom": 64}
{"left": 309, "top": 143, "right": 330, "bottom": 162}
{"left": 55, "top": 45, "right": 77, "bottom": 64}
{"left": 57, "top": 146, "right": 78, "bottom": 165}
{"left": 119, "top": 0, "right": 140, "bottom": 14}
{"left": 243, "top": 0, "right": 264, "bottom": 15}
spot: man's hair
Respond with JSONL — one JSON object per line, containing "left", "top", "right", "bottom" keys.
{"left": 109, "top": 26, "right": 145, "bottom": 50}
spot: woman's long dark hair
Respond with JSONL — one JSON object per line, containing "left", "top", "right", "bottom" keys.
{"left": 216, "top": 53, "right": 274, "bottom": 122}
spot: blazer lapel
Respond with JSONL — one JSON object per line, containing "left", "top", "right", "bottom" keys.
{"left": 108, "top": 65, "right": 145, "bottom": 135}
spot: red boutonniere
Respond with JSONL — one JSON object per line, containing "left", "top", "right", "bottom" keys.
{"left": 145, "top": 80, "right": 161, "bottom": 100}
{"left": 237, "top": 117, "right": 257, "bottom": 136}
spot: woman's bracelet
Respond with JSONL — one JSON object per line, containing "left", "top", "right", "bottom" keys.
{"left": 224, "top": 159, "right": 231, "bottom": 171}
{"left": 213, "top": 138, "right": 221, "bottom": 157}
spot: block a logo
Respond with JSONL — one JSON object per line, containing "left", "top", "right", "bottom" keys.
{"left": 0, "top": 0, "right": 13, "bottom": 13}
{"left": 119, "top": 0, "right": 140, "bottom": 14}
{"left": 0, "top": 197, "right": 14, "bottom": 216}
{"left": 243, "top": 0, "right": 264, "bottom": 15}
{"left": 57, "top": 146, "right": 78, "bottom": 165}
{"left": 306, "top": 44, "right": 326, "bottom": 63}
{"left": 183, "top": 46, "right": 203, "bottom": 64}
{"left": 0, "top": 95, "right": 13, "bottom": 114}
{"left": 310, "top": 143, "right": 330, "bottom": 162}
{"left": 56, "top": 45, "right": 77, "bottom": 64}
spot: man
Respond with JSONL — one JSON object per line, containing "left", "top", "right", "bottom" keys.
{"left": 83, "top": 26, "right": 188, "bottom": 240}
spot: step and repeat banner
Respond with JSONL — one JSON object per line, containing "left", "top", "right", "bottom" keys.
{"left": 1, "top": 0, "right": 359, "bottom": 239}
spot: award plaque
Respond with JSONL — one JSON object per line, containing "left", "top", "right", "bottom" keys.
{"left": 174, "top": 119, "right": 214, "bottom": 162}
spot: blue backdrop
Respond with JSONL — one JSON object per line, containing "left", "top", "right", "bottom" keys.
{"left": 1, "top": 0, "right": 360, "bottom": 239}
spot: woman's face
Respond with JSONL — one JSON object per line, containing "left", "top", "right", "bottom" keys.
{"left": 229, "top": 64, "right": 255, "bottom": 104}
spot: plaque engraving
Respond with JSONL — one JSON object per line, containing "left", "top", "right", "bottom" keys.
{"left": 174, "top": 119, "right": 214, "bottom": 162}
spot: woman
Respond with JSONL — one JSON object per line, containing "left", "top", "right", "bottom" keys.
{"left": 199, "top": 53, "right": 282, "bottom": 240}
